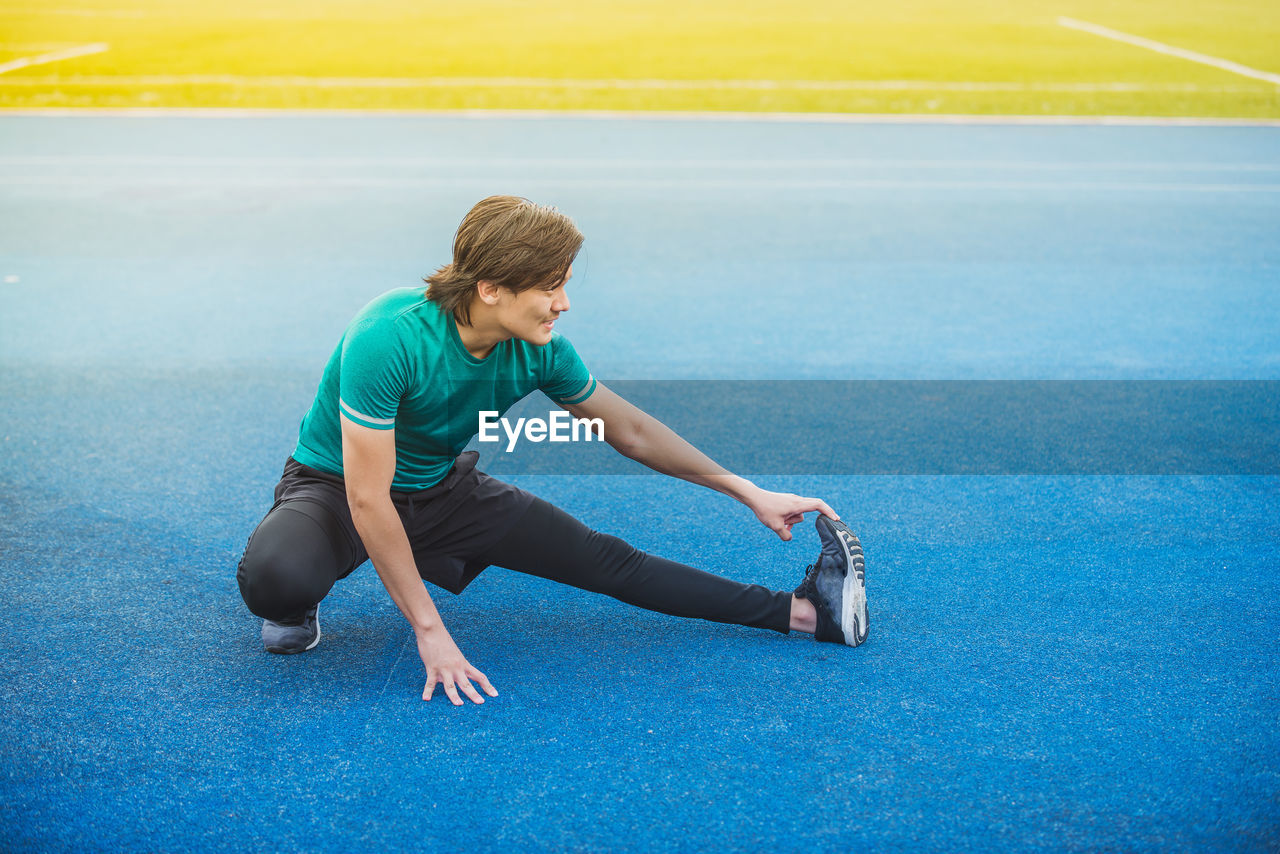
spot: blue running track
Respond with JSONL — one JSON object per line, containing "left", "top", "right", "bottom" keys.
{"left": 1, "top": 114, "right": 1277, "bottom": 851}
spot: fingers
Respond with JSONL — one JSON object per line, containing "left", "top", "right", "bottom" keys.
{"left": 765, "top": 494, "right": 840, "bottom": 540}
{"left": 470, "top": 666, "right": 500, "bottom": 698}
{"left": 448, "top": 676, "right": 473, "bottom": 706}
{"left": 423, "top": 669, "right": 494, "bottom": 705}
{"left": 458, "top": 677, "right": 485, "bottom": 705}
{"left": 788, "top": 494, "right": 839, "bottom": 522}
{"left": 799, "top": 497, "right": 839, "bottom": 521}
{"left": 415, "top": 628, "right": 496, "bottom": 706}
{"left": 444, "top": 678, "right": 464, "bottom": 706}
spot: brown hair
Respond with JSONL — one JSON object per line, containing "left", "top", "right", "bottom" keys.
{"left": 424, "top": 195, "right": 584, "bottom": 325}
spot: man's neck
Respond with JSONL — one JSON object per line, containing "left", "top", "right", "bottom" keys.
{"left": 454, "top": 309, "right": 505, "bottom": 360}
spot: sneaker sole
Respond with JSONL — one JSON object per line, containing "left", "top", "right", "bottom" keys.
{"left": 818, "top": 517, "right": 869, "bottom": 647}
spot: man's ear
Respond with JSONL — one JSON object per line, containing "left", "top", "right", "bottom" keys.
{"left": 476, "top": 279, "right": 502, "bottom": 306}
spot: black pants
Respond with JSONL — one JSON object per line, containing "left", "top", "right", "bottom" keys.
{"left": 237, "top": 456, "right": 792, "bottom": 634}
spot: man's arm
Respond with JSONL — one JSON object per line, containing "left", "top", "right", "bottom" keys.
{"left": 560, "top": 382, "right": 838, "bottom": 541}
{"left": 340, "top": 414, "right": 497, "bottom": 705}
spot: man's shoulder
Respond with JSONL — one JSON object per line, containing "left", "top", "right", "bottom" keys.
{"left": 352, "top": 287, "right": 438, "bottom": 324}
{"left": 347, "top": 288, "right": 445, "bottom": 341}
{"left": 546, "top": 329, "right": 584, "bottom": 360}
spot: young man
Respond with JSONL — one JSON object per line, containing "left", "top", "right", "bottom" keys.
{"left": 237, "top": 195, "right": 868, "bottom": 706}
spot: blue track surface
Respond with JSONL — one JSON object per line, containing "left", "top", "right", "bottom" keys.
{"left": 1, "top": 115, "right": 1278, "bottom": 851}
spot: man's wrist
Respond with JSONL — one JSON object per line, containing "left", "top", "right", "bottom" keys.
{"left": 718, "top": 475, "right": 761, "bottom": 505}
{"left": 412, "top": 618, "right": 444, "bottom": 636}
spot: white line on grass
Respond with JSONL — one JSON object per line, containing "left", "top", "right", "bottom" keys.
{"left": 0, "top": 8, "right": 144, "bottom": 17}
{"left": 0, "top": 42, "right": 86, "bottom": 51}
{"left": 3, "top": 108, "right": 1277, "bottom": 127}
{"left": 1058, "top": 17, "right": 1280, "bottom": 86}
{"left": 0, "top": 73, "right": 1269, "bottom": 93}
{"left": 0, "top": 43, "right": 108, "bottom": 75}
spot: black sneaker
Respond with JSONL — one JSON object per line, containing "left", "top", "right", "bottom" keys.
{"left": 794, "top": 516, "right": 868, "bottom": 646}
{"left": 261, "top": 604, "right": 321, "bottom": 654}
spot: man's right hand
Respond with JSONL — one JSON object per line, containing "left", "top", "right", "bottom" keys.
{"left": 416, "top": 623, "right": 499, "bottom": 705}
{"left": 342, "top": 414, "right": 499, "bottom": 707}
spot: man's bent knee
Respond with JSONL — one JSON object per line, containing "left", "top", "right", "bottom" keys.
{"left": 237, "top": 504, "right": 348, "bottom": 621}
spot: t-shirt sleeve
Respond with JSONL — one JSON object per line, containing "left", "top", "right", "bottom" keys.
{"left": 337, "top": 316, "right": 410, "bottom": 430}
{"left": 541, "top": 332, "right": 597, "bottom": 405}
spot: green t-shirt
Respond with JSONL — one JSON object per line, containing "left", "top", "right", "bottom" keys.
{"left": 293, "top": 287, "right": 597, "bottom": 491}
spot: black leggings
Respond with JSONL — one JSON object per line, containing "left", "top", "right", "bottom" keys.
{"left": 237, "top": 472, "right": 792, "bottom": 635}
{"left": 479, "top": 498, "right": 792, "bottom": 633}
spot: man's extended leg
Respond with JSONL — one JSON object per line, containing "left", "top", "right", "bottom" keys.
{"left": 476, "top": 497, "right": 794, "bottom": 633}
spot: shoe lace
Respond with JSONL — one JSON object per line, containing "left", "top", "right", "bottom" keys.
{"left": 794, "top": 562, "right": 821, "bottom": 599}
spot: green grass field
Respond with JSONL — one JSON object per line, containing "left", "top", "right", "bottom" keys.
{"left": 2, "top": 0, "right": 1278, "bottom": 116}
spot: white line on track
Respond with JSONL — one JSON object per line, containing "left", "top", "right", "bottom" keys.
{"left": 0, "top": 176, "right": 1275, "bottom": 192}
{"left": 0, "top": 43, "right": 108, "bottom": 75}
{"left": 2, "top": 108, "right": 1278, "bottom": 126}
{"left": 1058, "top": 17, "right": 1280, "bottom": 86}
{"left": 0, "top": 72, "right": 1271, "bottom": 93}
{"left": 1, "top": 155, "right": 1277, "bottom": 172}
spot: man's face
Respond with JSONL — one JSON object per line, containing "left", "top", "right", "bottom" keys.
{"left": 497, "top": 265, "right": 572, "bottom": 346}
